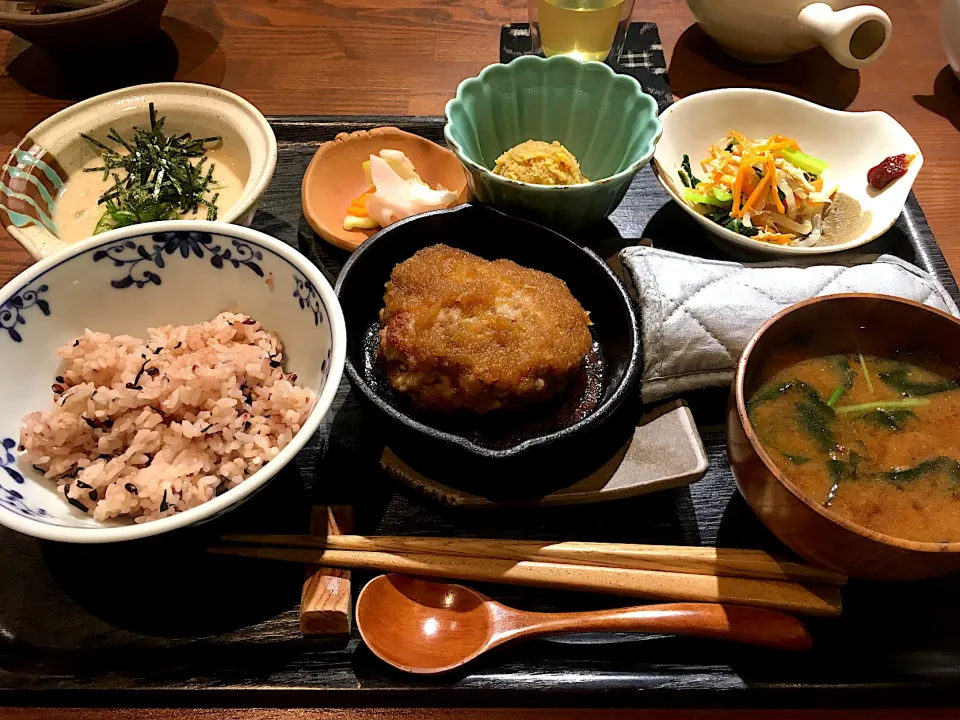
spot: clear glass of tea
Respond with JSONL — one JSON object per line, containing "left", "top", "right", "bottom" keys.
{"left": 528, "top": 0, "right": 637, "bottom": 62}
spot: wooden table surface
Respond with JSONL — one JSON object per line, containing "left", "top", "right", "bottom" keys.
{"left": 2, "top": 0, "right": 960, "bottom": 716}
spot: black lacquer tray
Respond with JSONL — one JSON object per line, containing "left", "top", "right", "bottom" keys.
{"left": 2, "top": 27, "right": 960, "bottom": 710}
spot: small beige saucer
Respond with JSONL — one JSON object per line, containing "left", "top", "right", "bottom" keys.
{"left": 300, "top": 127, "right": 470, "bottom": 252}
{"left": 380, "top": 400, "right": 710, "bottom": 508}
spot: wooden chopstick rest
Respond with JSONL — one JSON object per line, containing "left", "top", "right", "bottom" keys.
{"left": 299, "top": 506, "right": 353, "bottom": 636}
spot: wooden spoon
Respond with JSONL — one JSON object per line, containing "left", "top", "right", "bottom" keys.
{"left": 355, "top": 574, "right": 813, "bottom": 674}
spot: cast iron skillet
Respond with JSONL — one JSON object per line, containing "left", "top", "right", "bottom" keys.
{"left": 335, "top": 204, "right": 641, "bottom": 489}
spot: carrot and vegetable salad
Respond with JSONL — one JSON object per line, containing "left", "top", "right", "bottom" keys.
{"left": 677, "top": 131, "right": 837, "bottom": 247}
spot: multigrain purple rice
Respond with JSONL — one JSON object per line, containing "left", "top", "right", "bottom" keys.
{"left": 20, "top": 312, "right": 316, "bottom": 523}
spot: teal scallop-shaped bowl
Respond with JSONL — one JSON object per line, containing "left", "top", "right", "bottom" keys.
{"left": 443, "top": 55, "right": 662, "bottom": 233}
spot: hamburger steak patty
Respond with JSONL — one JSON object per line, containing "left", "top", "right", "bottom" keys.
{"left": 378, "top": 244, "right": 593, "bottom": 414}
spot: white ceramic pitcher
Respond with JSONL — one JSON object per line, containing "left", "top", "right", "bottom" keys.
{"left": 687, "top": 0, "right": 892, "bottom": 68}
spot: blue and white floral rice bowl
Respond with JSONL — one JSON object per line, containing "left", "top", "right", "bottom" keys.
{"left": 0, "top": 220, "right": 345, "bottom": 543}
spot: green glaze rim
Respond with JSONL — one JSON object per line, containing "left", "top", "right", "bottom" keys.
{"left": 443, "top": 55, "right": 663, "bottom": 193}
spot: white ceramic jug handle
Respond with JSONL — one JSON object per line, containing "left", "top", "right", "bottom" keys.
{"left": 797, "top": 2, "right": 892, "bottom": 69}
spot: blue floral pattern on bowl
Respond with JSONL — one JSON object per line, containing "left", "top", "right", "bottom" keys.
{"left": 93, "top": 231, "right": 264, "bottom": 289}
{"left": 0, "top": 222, "right": 344, "bottom": 542}
{"left": 0, "top": 484, "right": 49, "bottom": 521}
{"left": 0, "top": 284, "right": 49, "bottom": 343}
{"left": 0, "top": 437, "right": 47, "bottom": 521}
{"left": 1, "top": 438, "right": 23, "bottom": 484}
{"left": 293, "top": 274, "right": 323, "bottom": 326}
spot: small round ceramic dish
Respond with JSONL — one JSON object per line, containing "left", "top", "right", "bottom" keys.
{"left": 652, "top": 88, "right": 922, "bottom": 257}
{"left": 1, "top": 82, "right": 277, "bottom": 261}
{"left": 0, "top": 0, "right": 167, "bottom": 54}
{"left": 335, "top": 204, "right": 641, "bottom": 484}
{"left": 443, "top": 56, "right": 662, "bottom": 233}
{"left": 301, "top": 127, "right": 469, "bottom": 252}
{"left": 0, "top": 220, "right": 345, "bottom": 543}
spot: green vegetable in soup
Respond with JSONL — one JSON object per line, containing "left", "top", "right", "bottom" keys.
{"left": 824, "top": 450, "right": 860, "bottom": 507}
{"left": 878, "top": 364, "right": 960, "bottom": 397}
{"left": 748, "top": 380, "right": 836, "bottom": 452}
{"left": 826, "top": 357, "right": 856, "bottom": 406}
{"left": 747, "top": 381, "right": 796, "bottom": 412}
{"left": 747, "top": 346, "right": 960, "bottom": 543}
{"left": 792, "top": 382, "right": 837, "bottom": 453}
{"left": 864, "top": 408, "right": 916, "bottom": 431}
{"left": 884, "top": 457, "right": 960, "bottom": 487}
{"left": 834, "top": 398, "right": 930, "bottom": 415}
{"left": 858, "top": 352, "right": 874, "bottom": 394}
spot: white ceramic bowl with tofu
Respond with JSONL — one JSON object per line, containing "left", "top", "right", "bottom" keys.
{"left": 1, "top": 82, "right": 277, "bottom": 261}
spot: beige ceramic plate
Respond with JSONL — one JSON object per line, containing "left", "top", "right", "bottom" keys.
{"left": 301, "top": 127, "right": 469, "bottom": 252}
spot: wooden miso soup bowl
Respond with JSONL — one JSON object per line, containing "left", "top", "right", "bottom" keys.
{"left": 727, "top": 294, "right": 960, "bottom": 581}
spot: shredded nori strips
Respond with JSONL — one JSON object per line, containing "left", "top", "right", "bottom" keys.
{"left": 83, "top": 416, "right": 114, "bottom": 430}
{"left": 88, "top": 489, "right": 99, "bottom": 502}
{"left": 159, "top": 489, "right": 169, "bottom": 512}
{"left": 128, "top": 356, "right": 151, "bottom": 388}
{"left": 81, "top": 103, "right": 222, "bottom": 233}
{"left": 125, "top": 483, "right": 138, "bottom": 495}
{"left": 75, "top": 479, "right": 91, "bottom": 489}
{"left": 63, "top": 483, "right": 88, "bottom": 513}
{"left": 67, "top": 497, "right": 89, "bottom": 513}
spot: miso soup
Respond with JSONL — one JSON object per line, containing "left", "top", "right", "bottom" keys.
{"left": 749, "top": 345, "right": 960, "bottom": 543}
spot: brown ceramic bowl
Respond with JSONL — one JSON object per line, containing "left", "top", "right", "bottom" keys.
{"left": 301, "top": 127, "right": 469, "bottom": 253}
{"left": 0, "top": 0, "right": 167, "bottom": 54}
{"left": 727, "top": 293, "right": 960, "bottom": 581}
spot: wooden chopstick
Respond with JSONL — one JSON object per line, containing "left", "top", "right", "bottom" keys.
{"left": 207, "top": 545, "right": 842, "bottom": 618}
{"left": 218, "top": 534, "right": 847, "bottom": 586}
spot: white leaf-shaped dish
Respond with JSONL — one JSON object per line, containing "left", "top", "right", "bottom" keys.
{"left": 652, "top": 88, "right": 923, "bottom": 256}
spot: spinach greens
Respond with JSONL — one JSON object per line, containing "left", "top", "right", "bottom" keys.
{"left": 878, "top": 364, "right": 960, "bottom": 397}
{"left": 864, "top": 408, "right": 915, "bottom": 430}
{"left": 884, "top": 457, "right": 960, "bottom": 486}
{"left": 706, "top": 209, "right": 760, "bottom": 237}
{"left": 678, "top": 154, "right": 701, "bottom": 188}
